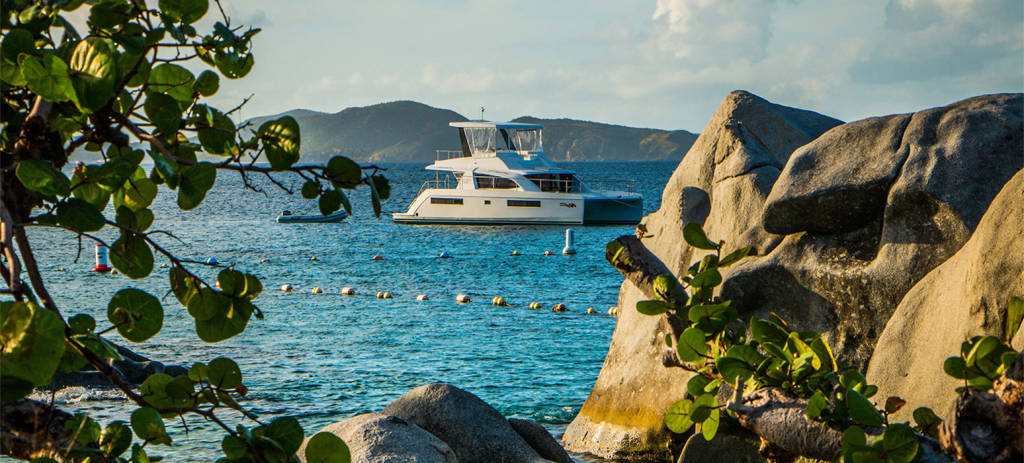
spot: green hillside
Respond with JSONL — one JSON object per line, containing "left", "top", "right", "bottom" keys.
{"left": 251, "top": 101, "right": 697, "bottom": 163}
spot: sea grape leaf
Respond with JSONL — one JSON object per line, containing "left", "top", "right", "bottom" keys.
{"left": 677, "top": 327, "right": 708, "bottom": 363}
{"left": 144, "top": 92, "right": 182, "bottom": 134}
{"left": 664, "top": 399, "right": 694, "bottom": 434}
{"left": 882, "top": 423, "right": 918, "bottom": 463}
{"left": 109, "top": 233, "right": 154, "bottom": 279}
{"left": 130, "top": 407, "right": 171, "bottom": 445}
{"left": 718, "top": 246, "right": 752, "bottom": 267}
{"left": 305, "top": 432, "right": 351, "bottom": 463}
{"left": 148, "top": 63, "right": 195, "bottom": 103}
{"left": 208, "top": 357, "right": 241, "bottom": 390}
{"left": 19, "top": 54, "right": 75, "bottom": 103}
{"left": 177, "top": 162, "right": 216, "bottom": 210}
{"left": 0, "top": 301, "right": 65, "bottom": 396}
{"left": 266, "top": 417, "right": 304, "bottom": 456}
{"left": 1006, "top": 296, "right": 1024, "bottom": 342}
{"left": 107, "top": 288, "right": 163, "bottom": 342}
{"left": 846, "top": 389, "right": 883, "bottom": 427}
{"left": 806, "top": 390, "right": 828, "bottom": 419}
{"left": 193, "top": 69, "right": 219, "bottom": 96}
{"left": 319, "top": 190, "right": 342, "bottom": 215}
{"left": 159, "top": 0, "right": 208, "bottom": 25}
{"left": 636, "top": 299, "right": 674, "bottom": 316}
{"left": 56, "top": 198, "right": 105, "bottom": 232}
{"left": 17, "top": 159, "right": 70, "bottom": 197}
{"left": 325, "top": 156, "right": 360, "bottom": 186}
{"left": 682, "top": 223, "right": 718, "bottom": 250}
{"left": 259, "top": 116, "right": 300, "bottom": 170}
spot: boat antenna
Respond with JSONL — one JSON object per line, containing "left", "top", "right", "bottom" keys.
{"left": 480, "top": 106, "right": 485, "bottom": 121}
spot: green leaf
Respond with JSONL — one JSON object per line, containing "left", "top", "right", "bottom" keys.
{"left": 305, "top": 432, "right": 351, "bottom": 463}
{"left": 0, "top": 301, "right": 66, "bottom": 394}
{"left": 241, "top": 274, "right": 262, "bottom": 300}
{"left": 912, "top": 407, "right": 942, "bottom": 439}
{"left": 215, "top": 51, "right": 254, "bottom": 79}
{"left": 144, "top": 92, "right": 183, "bottom": 134}
{"left": 68, "top": 313, "right": 96, "bottom": 334}
{"left": 71, "top": 178, "right": 112, "bottom": 210}
{"left": 17, "top": 159, "right": 71, "bottom": 197}
{"left": 664, "top": 399, "right": 694, "bottom": 434}
{"left": 108, "top": 288, "right": 163, "bottom": 342}
{"left": 677, "top": 327, "right": 708, "bottom": 363}
{"left": 700, "top": 407, "right": 719, "bottom": 441}
{"left": 266, "top": 417, "right": 304, "bottom": 455}
{"left": 689, "top": 393, "right": 717, "bottom": 423}
{"left": 965, "top": 336, "right": 1001, "bottom": 367}
{"left": 208, "top": 357, "right": 242, "bottom": 390}
{"left": 119, "top": 177, "right": 158, "bottom": 211}
{"left": 806, "top": 390, "right": 828, "bottom": 419}
{"left": 943, "top": 356, "right": 968, "bottom": 379}
{"left": 884, "top": 396, "right": 906, "bottom": 414}
{"left": 69, "top": 37, "right": 118, "bottom": 112}
{"left": 1007, "top": 296, "right": 1024, "bottom": 342}
{"left": 370, "top": 179, "right": 382, "bottom": 217}
{"left": 217, "top": 269, "right": 246, "bottom": 297}
{"left": 686, "top": 375, "right": 712, "bottom": 397}
{"left": 325, "top": 156, "right": 360, "bottom": 186}
{"left": 159, "top": 0, "right": 208, "bottom": 24}
{"left": 846, "top": 389, "right": 883, "bottom": 427}
{"left": 882, "top": 423, "right": 918, "bottom": 463}
{"left": 222, "top": 435, "right": 248, "bottom": 459}
{"left": 683, "top": 223, "right": 719, "bottom": 250}
{"left": 689, "top": 267, "right": 722, "bottom": 288}
{"left": 842, "top": 425, "right": 867, "bottom": 448}
{"left": 149, "top": 150, "right": 180, "bottom": 188}
{"left": 371, "top": 174, "right": 390, "bottom": 200}
{"left": 195, "top": 105, "right": 236, "bottom": 155}
{"left": 718, "top": 246, "right": 752, "bottom": 267}
{"left": 177, "top": 162, "right": 216, "bottom": 210}
{"left": 131, "top": 443, "right": 150, "bottom": 463}
{"left": 109, "top": 233, "right": 154, "bottom": 279}
{"left": 169, "top": 266, "right": 200, "bottom": 306}
{"left": 750, "top": 318, "right": 789, "bottom": 346}
{"left": 1, "top": 28, "right": 36, "bottom": 65}
{"left": 716, "top": 357, "right": 753, "bottom": 384}
{"left": 100, "top": 421, "right": 133, "bottom": 459}
{"left": 56, "top": 198, "right": 105, "bottom": 232}
{"left": 193, "top": 69, "right": 219, "bottom": 96}
{"left": 0, "top": 375, "right": 35, "bottom": 403}
{"left": 301, "top": 180, "right": 320, "bottom": 199}
{"left": 65, "top": 413, "right": 101, "bottom": 445}
{"left": 337, "top": 189, "right": 352, "bottom": 215}
{"left": 636, "top": 299, "right": 674, "bottom": 316}
{"left": 19, "top": 54, "right": 75, "bottom": 103}
{"left": 186, "top": 288, "right": 227, "bottom": 321}
{"left": 809, "top": 337, "right": 838, "bottom": 372}
{"left": 653, "top": 273, "right": 677, "bottom": 300}
{"left": 130, "top": 407, "right": 170, "bottom": 445}
{"left": 148, "top": 63, "right": 195, "bottom": 104}
{"left": 319, "top": 190, "right": 342, "bottom": 215}
{"left": 259, "top": 116, "right": 301, "bottom": 170}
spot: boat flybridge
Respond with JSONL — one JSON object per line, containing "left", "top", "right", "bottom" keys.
{"left": 392, "top": 121, "right": 643, "bottom": 225}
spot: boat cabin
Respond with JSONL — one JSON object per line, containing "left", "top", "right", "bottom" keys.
{"left": 451, "top": 121, "right": 543, "bottom": 158}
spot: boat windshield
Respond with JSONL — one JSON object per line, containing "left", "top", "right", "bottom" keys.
{"left": 526, "top": 173, "right": 576, "bottom": 193}
{"left": 461, "top": 127, "right": 543, "bottom": 154}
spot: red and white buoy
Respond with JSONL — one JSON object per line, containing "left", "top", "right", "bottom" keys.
{"left": 92, "top": 244, "right": 111, "bottom": 273}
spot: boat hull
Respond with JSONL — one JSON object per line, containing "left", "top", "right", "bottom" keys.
{"left": 583, "top": 197, "right": 644, "bottom": 224}
{"left": 276, "top": 210, "right": 348, "bottom": 223}
{"left": 392, "top": 189, "right": 643, "bottom": 225}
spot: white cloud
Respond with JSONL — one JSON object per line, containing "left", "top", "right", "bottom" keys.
{"left": 651, "top": 0, "right": 782, "bottom": 63}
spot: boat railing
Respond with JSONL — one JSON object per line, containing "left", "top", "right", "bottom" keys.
{"left": 579, "top": 176, "right": 639, "bottom": 194}
{"left": 436, "top": 149, "right": 468, "bottom": 161}
{"left": 418, "top": 176, "right": 459, "bottom": 194}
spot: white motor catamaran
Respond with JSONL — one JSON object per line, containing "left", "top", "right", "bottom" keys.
{"left": 392, "top": 121, "right": 643, "bottom": 225}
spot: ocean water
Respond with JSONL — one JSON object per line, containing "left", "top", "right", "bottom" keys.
{"left": 20, "top": 161, "right": 676, "bottom": 462}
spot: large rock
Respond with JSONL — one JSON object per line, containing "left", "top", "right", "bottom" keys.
{"left": 866, "top": 170, "right": 1024, "bottom": 421}
{"left": 507, "top": 418, "right": 572, "bottom": 463}
{"left": 381, "top": 383, "right": 552, "bottom": 463}
{"left": 299, "top": 413, "right": 456, "bottom": 463}
{"left": 562, "top": 91, "right": 844, "bottom": 461}
{"left": 726, "top": 93, "right": 1023, "bottom": 365}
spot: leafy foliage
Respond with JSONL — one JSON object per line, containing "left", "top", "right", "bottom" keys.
{"left": 1, "top": 1, "right": 387, "bottom": 460}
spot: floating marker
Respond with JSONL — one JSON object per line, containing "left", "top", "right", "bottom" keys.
{"left": 206, "top": 257, "right": 219, "bottom": 265}
{"left": 455, "top": 294, "right": 471, "bottom": 303}
{"left": 528, "top": 302, "right": 543, "bottom": 310}
{"left": 372, "top": 255, "right": 384, "bottom": 261}
{"left": 92, "top": 244, "right": 111, "bottom": 273}
{"left": 562, "top": 229, "right": 577, "bottom": 255}
{"left": 510, "top": 250, "right": 521, "bottom": 256}
{"left": 586, "top": 307, "right": 597, "bottom": 314}
{"left": 439, "top": 251, "right": 451, "bottom": 258}
{"left": 260, "top": 258, "right": 271, "bottom": 263}
{"left": 159, "top": 263, "right": 169, "bottom": 269}
{"left": 543, "top": 250, "right": 554, "bottom": 256}
{"left": 340, "top": 287, "right": 356, "bottom": 295}
{"left": 376, "top": 291, "right": 392, "bottom": 299}
{"left": 491, "top": 296, "right": 509, "bottom": 307}
{"left": 416, "top": 294, "right": 429, "bottom": 301}
{"left": 281, "top": 284, "right": 294, "bottom": 292}
{"left": 552, "top": 303, "right": 568, "bottom": 312}
{"left": 311, "top": 287, "right": 324, "bottom": 294}
{"left": 608, "top": 306, "right": 618, "bottom": 316}
{"left": 310, "top": 256, "right": 319, "bottom": 261}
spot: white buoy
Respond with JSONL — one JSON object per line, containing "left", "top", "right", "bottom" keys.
{"left": 455, "top": 294, "right": 471, "bottom": 303}
{"left": 341, "top": 287, "right": 356, "bottom": 295}
{"left": 260, "top": 258, "right": 271, "bottom": 263}
{"left": 206, "top": 257, "right": 218, "bottom": 265}
{"left": 92, "top": 244, "right": 111, "bottom": 273}
{"left": 310, "top": 256, "right": 319, "bottom": 261}
{"left": 562, "top": 228, "right": 577, "bottom": 255}
{"left": 376, "top": 291, "right": 392, "bottom": 299}
{"left": 281, "top": 284, "right": 293, "bottom": 292}
{"left": 586, "top": 307, "right": 597, "bottom": 314}
{"left": 552, "top": 303, "right": 568, "bottom": 312}
{"left": 416, "top": 294, "right": 429, "bottom": 301}
{"left": 159, "top": 263, "right": 168, "bottom": 269}
{"left": 372, "top": 255, "right": 384, "bottom": 261}
{"left": 311, "top": 287, "right": 324, "bottom": 294}
{"left": 510, "top": 250, "right": 521, "bottom": 256}
{"left": 439, "top": 251, "right": 451, "bottom": 259}
{"left": 543, "top": 250, "right": 554, "bottom": 256}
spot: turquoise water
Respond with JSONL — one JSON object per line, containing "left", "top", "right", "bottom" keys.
{"left": 23, "top": 161, "right": 675, "bottom": 461}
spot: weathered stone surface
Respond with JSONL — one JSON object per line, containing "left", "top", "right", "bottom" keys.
{"left": 727, "top": 93, "right": 1023, "bottom": 366}
{"left": 677, "top": 419, "right": 765, "bottom": 463}
{"left": 562, "top": 90, "right": 843, "bottom": 461}
{"left": 381, "top": 383, "right": 551, "bottom": 463}
{"left": 866, "top": 170, "right": 1024, "bottom": 421}
{"left": 508, "top": 418, "right": 572, "bottom": 463}
{"left": 298, "top": 413, "right": 457, "bottom": 463}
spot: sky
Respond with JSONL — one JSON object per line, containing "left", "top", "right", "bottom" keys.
{"left": 103, "top": 0, "right": 1024, "bottom": 131}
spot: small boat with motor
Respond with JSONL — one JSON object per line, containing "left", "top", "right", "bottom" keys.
{"left": 392, "top": 121, "right": 643, "bottom": 225}
{"left": 275, "top": 209, "right": 348, "bottom": 223}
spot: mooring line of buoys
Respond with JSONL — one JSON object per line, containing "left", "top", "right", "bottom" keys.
{"left": 280, "top": 284, "right": 293, "bottom": 292}
{"left": 455, "top": 294, "right": 471, "bottom": 303}
{"left": 552, "top": 303, "right": 568, "bottom": 312}
{"left": 491, "top": 296, "right": 510, "bottom": 307}
{"left": 416, "top": 294, "right": 429, "bottom": 301}
{"left": 608, "top": 306, "right": 618, "bottom": 316}
{"left": 311, "top": 287, "right": 324, "bottom": 294}
{"left": 586, "top": 307, "right": 597, "bottom": 314}
{"left": 528, "top": 302, "right": 543, "bottom": 310}
{"left": 376, "top": 291, "right": 393, "bottom": 299}
{"left": 340, "top": 287, "right": 356, "bottom": 295}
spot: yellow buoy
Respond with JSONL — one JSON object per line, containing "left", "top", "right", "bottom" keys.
{"left": 492, "top": 296, "right": 509, "bottom": 306}
{"left": 528, "top": 302, "right": 543, "bottom": 310}
{"left": 543, "top": 250, "right": 554, "bottom": 256}
{"left": 608, "top": 306, "right": 618, "bottom": 316}
{"left": 376, "top": 291, "right": 392, "bottom": 299}
{"left": 552, "top": 303, "right": 568, "bottom": 312}
{"left": 280, "top": 284, "right": 293, "bottom": 292}
{"left": 311, "top": 287, "right": 324, "bottom": 294}
{"left": 310, "top": 256, "right": 319, "bottom": 261}
{"left": 455, "top": 294, "right": 471, "bottom": 303}
{"left": 341, "top": 287, "right": 356, "bottom": 295}
{"left": 586, "top": 307, "right": 597, "bottom": 314}
{"left": 416, "top": 294, "right": 429, "bottom": 301}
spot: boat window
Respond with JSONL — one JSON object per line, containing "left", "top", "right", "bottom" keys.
{"left": 507, "top": 200, "right": 541, "bottom": 207}
{"left": 507, "top": 128, "right": 542, "bottom": 152}
{"left": 474, "top": 174, "right": 518, "bottom": 189}
{"left": 431, "top": 197, "right": 463, "bottom": 205}
{"left": 525, "top": 174, "right": 576, "bottom": 193}
{"left": 463, "top": 127, "right": 497, "bottom": 153}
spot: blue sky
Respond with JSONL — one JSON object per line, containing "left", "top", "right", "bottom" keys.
{"left": 170, "top": 1, "right": 1024, "bottom": 131}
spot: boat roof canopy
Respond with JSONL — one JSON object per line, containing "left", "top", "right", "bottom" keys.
{"left": 450, "top": 121, "right": 543, "bottom": 130}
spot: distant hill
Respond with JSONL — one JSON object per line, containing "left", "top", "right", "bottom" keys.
{"left": 250, "top": 101, "right": 697, "bottom": 163}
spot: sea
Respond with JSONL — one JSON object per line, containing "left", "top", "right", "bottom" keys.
{"left": 20, "top": 161, "right": 677, "bottom": 462}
